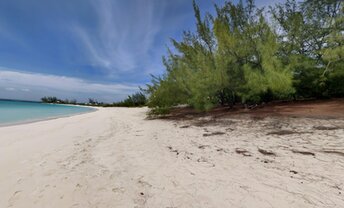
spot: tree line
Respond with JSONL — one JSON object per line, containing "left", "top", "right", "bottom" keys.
{"left": 41, "top": 96, "right": 77, "bottom": 104}
{"left": 41, "top": 92, "right": 147, "bottom": 107}
{"left": 144, "top": 0, "right": 343, "bottom": 113}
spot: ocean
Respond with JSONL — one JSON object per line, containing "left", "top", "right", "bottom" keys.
{"left": 0, "top": 100, "right": 95, "bottom": 126}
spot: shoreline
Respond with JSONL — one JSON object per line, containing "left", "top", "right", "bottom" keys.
{"left": 0, "top": 106, "right": 98, "bottom": 128}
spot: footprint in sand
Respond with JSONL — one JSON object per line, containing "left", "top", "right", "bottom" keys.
{"left": 133, "top": 177, "right": 153, "bottom": 207}
{"left": 134, "top": 192, "right": 149, "bottom": 208}
{"left": 7, "top": 190, "right": 22, "bottom": 207}
{"left": 112, "top": 187, "right": 125, "bottom": 194}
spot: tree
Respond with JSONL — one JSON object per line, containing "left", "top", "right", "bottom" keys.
{"left": 271, "top": 0, "right": 343, "bottom": 98}
{"left": 145, "top": 0, "right": 343, "bottom": 114}
{"left": 112, "top": 92, "right": 147, "bottom": 107}
{"left": 41, "top": 96, "right": 58, "bottom": 103}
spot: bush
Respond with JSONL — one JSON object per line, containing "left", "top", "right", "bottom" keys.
{"left": 112, "top": 92, "right": 147, "bottom": 107}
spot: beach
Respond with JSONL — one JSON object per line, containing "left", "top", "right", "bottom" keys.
{"left": 0, "top": 107, "right": 343, "bottom": 208}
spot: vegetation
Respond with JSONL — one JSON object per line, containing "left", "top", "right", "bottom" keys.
{"left": 41, "top": 92, "right": 147, "bottom": 107}
{"left": 41, "top": 96, "right": 59, "bottom": 103}
{"left": 41, "top": 96, "right": 76, "bottom": 104}
{"left": 145, "top": 0, "right": 343, "bottom": 113}
{"left": 41, "top": 96, "right": 87, "bottom": 105}
{"left": 111, "top": 92, "right": 147, "bottom": 107}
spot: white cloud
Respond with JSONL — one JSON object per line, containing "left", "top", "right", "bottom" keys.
{"left": 0, "top": 69, "right": 139, "bottom": 102}
{"left": 74, "top": 0, "right": 165, "bottom": 74}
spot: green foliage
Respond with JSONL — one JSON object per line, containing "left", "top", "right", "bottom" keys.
{"left": 147, "top": 107, "right": 171, "bottom": 116}
{"left": 41, "top": 96, "right": 78, "bottom": 104}
{"left": 40, "top": 93, "right": 147, "bottom": 107}
{"left": 272, "top": 0, "right": 343, "bottom": 98}
{"left": 41, "top": 96, "right": 58, "bottom": 103}
{"left": 145, "top": 0, "right": 343, "bottom": 114}
{"left": 112, "top": 92, "right": 147, "bottom": 107}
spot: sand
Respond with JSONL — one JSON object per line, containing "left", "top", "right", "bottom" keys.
{"left": 0, "top": 107, "right": 343, "bottom": 208}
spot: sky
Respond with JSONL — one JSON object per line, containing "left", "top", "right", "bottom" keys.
{"left": 0, "top": 0, "right": 284, "bottom": 103}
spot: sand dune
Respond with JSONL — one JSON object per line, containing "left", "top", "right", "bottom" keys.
{"left": 0, "top": 107, "right": 343, "bottom": 208}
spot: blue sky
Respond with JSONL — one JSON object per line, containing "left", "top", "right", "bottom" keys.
{"left": 0, "top": 0, "right": 283, "bottom": 102}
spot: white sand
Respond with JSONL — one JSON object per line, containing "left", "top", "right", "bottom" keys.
{"left": 0, "top": 107, "right": 343, "bottom": 208}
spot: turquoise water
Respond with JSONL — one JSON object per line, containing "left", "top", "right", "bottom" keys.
{"left": 0, "top": 100, "right": 95, "bottom": 126}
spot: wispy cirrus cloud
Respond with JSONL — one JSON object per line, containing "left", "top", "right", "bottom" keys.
{"left": 74, "top": 0, "right": 166, "bottom": 75}
{"left": 0, "top": 69, "right": 139, "bottom": 102}
{"left": 3, "top": 0, "right": 279, "bottom": 102}
{"left": 5, "top": 87, "right": 16, "bottom": 91}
